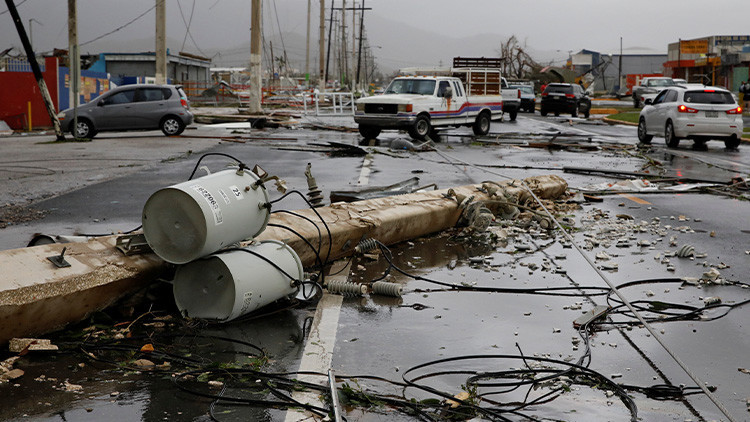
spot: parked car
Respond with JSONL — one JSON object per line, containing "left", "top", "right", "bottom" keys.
{"left": 637, "top": 86, "right": 743, "bottom": 149}
{"left": 632, "top": 77, "right": 675, "bottom": 107}
{"left": 57, "top": 84, "right": 193, "bottom": 138}
{"left": 540, "top": 83, "right": 591, "bottom": 118}
{"left": 511, "top": 85, "right": 536, "bottom": 112}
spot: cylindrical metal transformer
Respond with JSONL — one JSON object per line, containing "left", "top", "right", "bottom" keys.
{"left": 142, "top": 168, "right": 270, "bottom": 264}
{"left": 172, "top": 240, "right": 303, "bottom": 321}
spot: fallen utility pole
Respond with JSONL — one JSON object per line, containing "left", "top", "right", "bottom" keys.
{"left": 4, "top": 0, "right": 65, "bottom": 141}
{"left": 0, "top": 176, "right": 567, "bottom": 344}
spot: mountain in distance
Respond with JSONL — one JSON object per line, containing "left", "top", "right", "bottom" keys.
{"left": 76, "top": 13, "right": 565, "bottom": 75}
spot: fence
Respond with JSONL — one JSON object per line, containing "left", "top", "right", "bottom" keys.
{"left": 303, "top": 92, "right": 355, "bottom": 116}
{"left": 0, "top": 57, "right": 45, "bottom": 73}
{"left": 180, "top": 81, "right": 354, "bottom": 115}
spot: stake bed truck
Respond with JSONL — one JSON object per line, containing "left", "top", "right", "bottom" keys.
{"left": 354, "top": 67, "right": 508, "bottom": 141}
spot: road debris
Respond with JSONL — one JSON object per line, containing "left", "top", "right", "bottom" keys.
{"left": 8, "top": 338, "right": 59, "bottom": 353}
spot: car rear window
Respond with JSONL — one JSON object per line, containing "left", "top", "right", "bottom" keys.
{"left": 545, "top": 85, "right": 572, "bottom": 94}
{"left": 684, "top": 90, "right": 734, "bottom": 104}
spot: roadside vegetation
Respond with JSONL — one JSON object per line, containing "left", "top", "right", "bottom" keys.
{"left": 606, "top": 111, "right": 639, "bottom": 125}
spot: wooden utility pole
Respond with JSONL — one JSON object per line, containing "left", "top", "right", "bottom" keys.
{"left": 248, "top": 0, "right": 263, "bottom": 113}
{"left": 324, "top": 1, "right": 334, "bottom": 87}
{"left": 4, "top": 0, "right": 65, "bottom": 140}
{"left": 319, "top": 0, "right": 325, "bottom": 84}
{"left": 305, "top": 0, "right": 311, "bottom": 85}
{"left": 155, "top": 0, "right": 167, "bottom": 84}
{"left": 68, "top": 1, "right": 79, "bottom": 111}
{"left": 355, "top": 0, "right": 365, "bottom": 90}
{"left": 340, "top": 0, "right": 347, "bottom": 86}
{"left": 68, "top": 0, "right": 80, "bottom": 137}
{"left": 351, "top": 2, "right": 356, "bottom": 88}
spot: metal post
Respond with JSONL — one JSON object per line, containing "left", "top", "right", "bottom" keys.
{"left": 617, "top": 37, "right": 622, "bottom": 94}
{"left": 355, "top": 0, "right": 365, "bottom": 91}
{"left": 248, "top": 0, "right": 263, "bottom": 114}
{"left": 324, "top": 1, "right": 334, "bottom": 89}
{"left": 5, "top": 0, "right": 65, "bottom": 140}
{"left": 68, "top": 0, "right": 79, "bottom": 136}
{"left": 319, "top": 0, "right": 325, "bottom": 84}
{"left": 155, "top": 0, "right": 167, "bottom": 84}
{"left": 305, "top": 0, "right": 311, "bottom": 86}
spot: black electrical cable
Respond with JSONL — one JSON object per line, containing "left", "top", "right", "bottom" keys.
{"left": 267, "top": 222, "right": 324, "bottom": 271}
{"left": 272, "top": 209, "right": 324, "bottom": 257}
{"left": 269, "top": 189, "right": 334, "bottom": 272}
{"left": 74, "top": 153, "right": 248, "bottom": 237}
{"left": 374, "top": 240, "right": 611, "bottom": 297}
{"left": 402, "top": 354, "right": 638, "bottom": 422}
{"left": 186, "top": 152, "right": 245, "bottom": 180}
{"left": 212, "top": 247, "right": 301, "bottom": 287}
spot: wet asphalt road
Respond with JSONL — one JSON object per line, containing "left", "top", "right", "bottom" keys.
{"left": 1, "top": 112, "right": 749, "bottom": 421}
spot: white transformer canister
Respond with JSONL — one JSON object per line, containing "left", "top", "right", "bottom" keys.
{"left": 172, "top": 240, "right": 304, "bottom": 321}
{"left": 142, "top": 168, "right": 270, "bottom": 264}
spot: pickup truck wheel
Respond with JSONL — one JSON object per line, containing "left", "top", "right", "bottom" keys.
{"left": 637, "top": 118, "right": 653, "bottom": 144}
{"left": 508, "top": 109, "right": 518, "bottom": 121}
{"left": 472, "top": 112, "right": 491, "bottom": 136}
{"left": 540, "top": 108, "right": 548, "bottom": 117}
{"left": 665, "top": 121, "right": 680, "bottom": 148}
{"left": 571, "top": 106, "right": 578, "bottom": 118}
{"left": 408, "top": 115, "right": 431, "bottom": 140}
{"left": 358, "top": 125, "right": 381, "bottom": 139}
{"left": 583, "top": 106, "right": 590, "bottom": 118}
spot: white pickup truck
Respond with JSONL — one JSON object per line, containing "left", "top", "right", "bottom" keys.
{"left": 354, "top": 68, "right": 505, "bottom": 141}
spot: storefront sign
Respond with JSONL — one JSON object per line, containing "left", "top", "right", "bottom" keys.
{"left": 680, "top": 39, "right": 709, "bottom": 54}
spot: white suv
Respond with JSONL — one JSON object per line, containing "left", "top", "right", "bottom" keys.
{"left": 637, "top": 86, "right": 743, "bottom": 149}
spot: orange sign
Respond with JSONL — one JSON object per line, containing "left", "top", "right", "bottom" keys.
{"left": 680, "top": 39, "right": 708, "bottom": 55}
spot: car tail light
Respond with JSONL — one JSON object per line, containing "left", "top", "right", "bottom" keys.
{"left": 517, "top": 90, "right": 521, "bottom": 98}
{"left": 677, "top": 104, "right": 698, "bottom": 113}
{"left": 542, "top": 92, "right": 548, "bottom": 97}
{"left": 565, "top": 93, "right": 575, "bottom": 98}
{"left": 725, "top": 106, "right": 742, "bottom": 114}
{"left": 180, "top": 98, "right": 189, "bottom": 109}
{"left": 703, "top": 89, "right": 715, "bottom": 93}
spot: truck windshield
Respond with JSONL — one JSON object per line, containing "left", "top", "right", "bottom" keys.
{"left": 647, "top": 79, "right": 675, "bottom": 87}
{"left": 385, "top": 79, "right": 436, "bottom": 95}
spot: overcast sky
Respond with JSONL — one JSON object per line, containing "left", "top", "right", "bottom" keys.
{"left": 2, "top": 0, "right": 748, "bottom": 67}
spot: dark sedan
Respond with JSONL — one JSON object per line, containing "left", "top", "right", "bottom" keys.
{"left": 540, "top": 83, "right": 591, "bottom": 118}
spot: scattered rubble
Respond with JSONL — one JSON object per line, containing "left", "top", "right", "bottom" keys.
{"left": 0, "top": 204, "right": 48, "bottom": 229}
{"left": 8, "top": 338, "right": 58, "bottom": 353}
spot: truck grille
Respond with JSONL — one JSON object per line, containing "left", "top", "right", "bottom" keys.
{"left": 364, "top": 103, "right": 398, "bottom": 114}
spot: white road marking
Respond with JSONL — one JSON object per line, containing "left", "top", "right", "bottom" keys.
{"left": 358, "top": 155, "right": 373, "bottom": 185}
{"left": 284, "top": 293, "right": 343, "bottom": 421}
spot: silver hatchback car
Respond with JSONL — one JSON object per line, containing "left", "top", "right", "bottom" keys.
{"left": 57, "top": 84, "right": 193, "bottom": 138}
{"left": 637, "top": 86, "right": 743, "bottom": 149}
